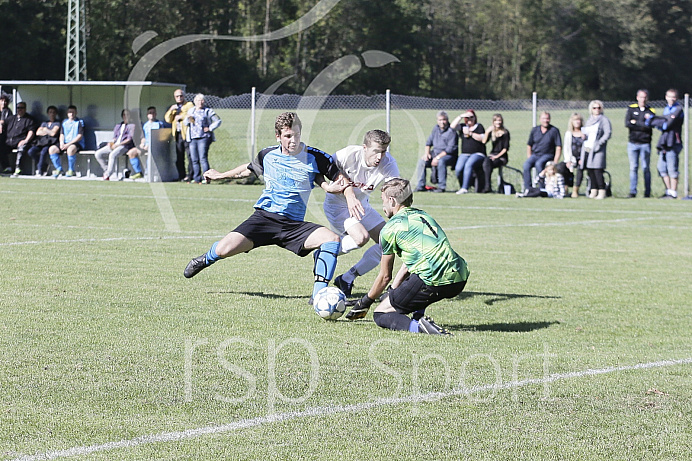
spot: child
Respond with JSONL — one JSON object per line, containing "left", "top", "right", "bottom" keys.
{"left": 517, "top": 162, "right": 565, "bottom": 198}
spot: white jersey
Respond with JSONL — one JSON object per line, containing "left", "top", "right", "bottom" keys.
{"left": 324, "top": 145, "right": 400, "bottom": 208}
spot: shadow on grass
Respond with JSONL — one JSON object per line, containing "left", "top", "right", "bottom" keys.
{"left": 207, "top": 290, "right": 307, "bottom": 300}
{"left": 447, "top": 320, "right": 560, "bottom": 333}
{"left": 456, "top": 291, "right": 561, "bottom": 306}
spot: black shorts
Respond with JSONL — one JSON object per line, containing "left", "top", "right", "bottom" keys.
{"left": 233, "top": 209, "right": 323, "bottom": 257}
{"left": 62, "top": 144, "right": 81, "bottom": 154}
{"left": 389, "top": 273, "right": 467, "bottom": 314}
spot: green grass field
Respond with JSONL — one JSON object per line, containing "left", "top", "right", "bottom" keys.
{"left": 1, "top": 176, "right": 691, "bottom": 460}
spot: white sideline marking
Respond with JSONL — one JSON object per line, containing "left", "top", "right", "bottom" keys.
{"left": 11, "top": 357, "right": 692, "bottom": 461}
{"left": 0, "top": 235, "right": 222, "bottom": 248}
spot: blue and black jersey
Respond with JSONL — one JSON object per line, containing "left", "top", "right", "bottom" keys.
{"left": 248, "top": 143, "right": 339, "bottom": 221}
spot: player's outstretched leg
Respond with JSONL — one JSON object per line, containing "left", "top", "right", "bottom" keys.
{"left": 184, "top": 241, "right": 221, "bottom": 278}
{"left": 312, "top": 240, "right": 340, "bottom": 299}
{"left": 335, "top": 243, "right": 382, "bottom": 296}
{"left": 184, "top": 233, "right": 254, "bottom": 279}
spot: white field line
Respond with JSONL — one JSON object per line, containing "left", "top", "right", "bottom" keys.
{"left": 0, "top": 235, "right": 223, "bottom": 248}
{"left": 11, "top": 357, "right": 692, "bottom": 461}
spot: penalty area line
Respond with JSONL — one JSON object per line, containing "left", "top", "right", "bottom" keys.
{"left": 11, "top": 357, "right": 692, "bottom": 461}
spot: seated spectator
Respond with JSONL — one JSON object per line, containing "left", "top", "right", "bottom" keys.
{"left": 126, "top": 106, "right": 169, "bottom": 180}
{"left": 415, "top": 111, "right": 458, "bottom": 193}
{"left": 517, "top": 162, "right": 565, "bottom": 198}
{"left": 480, "top": 113, "right": 510, "bottom": 193}
{"left": 451, "top": 109, "right": 485, "bottom": 194}
{"left": 4, "top": 101, "right": 37, "bottom": 176}
{"left": 49, "top": 105, "right": 84, "bottom": 178}
{"left": 28, "top": 105, "right": 60, "bottom": 176}
{"left": 523, "top": 111, "right": 561, "bottom": 193}
{"left": 183, "top": 94, "right": 222, "bottom": 184}
{"left": 0, "top": 94, "right": 12, "bottom": 173}
{"left": 95, "top": 109, "right": 136, "bottom": 180}
{"left": 559, "top": 113, "right": 585, "bottom": 198}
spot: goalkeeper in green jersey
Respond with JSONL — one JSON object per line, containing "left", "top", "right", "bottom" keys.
{"left": 345, "top": 178, "right": 469, "bottom": 335}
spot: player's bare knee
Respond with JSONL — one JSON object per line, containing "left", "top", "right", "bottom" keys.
{"left": 374, "top": 297, "right": 396, "bottom": 314}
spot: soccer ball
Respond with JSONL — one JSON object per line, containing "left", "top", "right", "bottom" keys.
{"left": 313, "top": 287, "right": 347, "bottom": 320}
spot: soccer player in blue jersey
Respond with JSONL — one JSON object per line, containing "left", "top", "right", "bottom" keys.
{"left": 183, "top": 112, "right": 348, "bottom": 302}
{"left": 346, "top": 178, "right": 469, "bottom": 335}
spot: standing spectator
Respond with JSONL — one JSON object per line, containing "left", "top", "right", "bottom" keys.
{"left": 480, "top": 113, "right": 510, "bottom": 193}
{"left": 126, "top": 106, "right": 169, "bottom": 180}
{"left": 95, "top": 109, "right": 136, "bottom": 181}
{"left": 523, "top": 111, "right": 562, "bottom": 193}
{"left": 648, "top": 89, "right": 683, "bottom": 199}
{"left": 27, "top": 105, "right": 60, "bottom": 176}
{"left": 451, "top": 110, "right": 486, "bottom": 194}
{"left": 49, "top": 105, "right": 84, "bottom": 177}
{"left": 625, "top": 89, "right": 656, "bottom": 198}
{"left": 415, "top": 111, "right": 458, "bottom": 193}
{"left": 164, "top": 89, "right": 194, "bottom": 181}
{"left": 582, "top": 100, "right": 612, "bottom": 199}
{"left": 4, "top": 101, "right": 36, "bottom": 176}
{"left": 183, "top": 94, "right": 222, "bottom": 184}
{"left": 561, "top": 113, "right": 586, "bottom": 198}
{"left": 0, "top": 95, "right": 12, "bottom": 173}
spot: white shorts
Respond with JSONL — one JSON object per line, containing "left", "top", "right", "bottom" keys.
{"left": 324, "top": 200, "right": 385, "bottom": 235}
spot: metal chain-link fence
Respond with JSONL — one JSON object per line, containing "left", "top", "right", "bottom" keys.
{"left": 185, "top": 90, "right": 686, "bottom": 198}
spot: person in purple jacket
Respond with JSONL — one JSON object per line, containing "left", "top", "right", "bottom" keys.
{"left": 95, "top": 109, "right": 136, "bottom": 180}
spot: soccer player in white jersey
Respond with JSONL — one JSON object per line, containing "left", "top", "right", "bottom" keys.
{"left": 325, "top": 130, "right": 400, "bottom": 313}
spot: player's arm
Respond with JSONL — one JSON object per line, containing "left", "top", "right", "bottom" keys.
{"left": 204, "top": 163, "right": 251, "bottom": 181}
{"left": 389, "top": 262, "right": 409, "bottom": 289}
{"left": 365, "top": 253, "right": 396, "bottom": 301}
{"left": 343, "top": 184, "right": 365, "bottom": 220}
{"left": 316, "top": 173, "right": 350, "bottom": 194}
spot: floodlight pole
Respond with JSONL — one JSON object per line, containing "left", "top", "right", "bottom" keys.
{"left": 532, "top": 92, "right": 537, "bottom": 127}
{"left": 65, "top": 0, "right": 87, "bottom": 81}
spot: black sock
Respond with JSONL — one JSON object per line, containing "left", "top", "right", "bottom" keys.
{"left": 373, "top": 312, "right": 412, "bottom": 331}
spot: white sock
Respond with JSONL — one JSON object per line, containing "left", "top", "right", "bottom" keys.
{"left": 340, "top": 235, "right": 360, "bottom": 254}
{"left": 351, "top": 244, "right": 383, "bottom": 280}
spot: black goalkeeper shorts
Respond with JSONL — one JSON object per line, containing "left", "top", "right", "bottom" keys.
{"left": 389, "top": 273, "right": 467, "bottom": 314}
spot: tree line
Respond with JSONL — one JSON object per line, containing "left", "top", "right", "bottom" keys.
{"left": 2, "top": 0, "right": 691, "bottom": 99}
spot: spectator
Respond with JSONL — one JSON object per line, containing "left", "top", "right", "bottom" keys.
{"left": 95, "top": 109, "right": 136, "bottom": 181}
{"left": 480, "top": 113, "right": 510, "bottom": 193}
{"left": 648, "top": 89, "right": 683, "bottom": 199}
{"left": 164, "top": 89, "right": 194, "bottom": 181}
{"left": 4, "top": 101, "right": 36, "bottom": 176}
{"left": 126, "top": 106, "right": 168, "bottom": 180}
{"left": 517, "top": 162, "right": 565, "bottom": 198}
{"left": 451, "top": 109, "right": 486, "bottom": 194}
{"left": 415, "top": 111, "right": 458, "bottom": 193}
{"left": 49, "top": 105, "right": 84, "bottom": 177}
{"left": 27, "top": 105, "right": 60, "bottom": 176}
{"left": 0, "top": 94, "right": 12, "bottom": 173}
{"left": 561, "top": 113, "right": 586, "bottom": 198}
{"left": 523, "top": 111, "right": 562, "bottom": 192}
{"left": 582, "top": 100, "right": 612, "bottom": 199}
{"left": 625, "top": 89, "right": 655, "bottom": 198}
{"left": 183, "top": 94, "right": 222, "bottom": 184}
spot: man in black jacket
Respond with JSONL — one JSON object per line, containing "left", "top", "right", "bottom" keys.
{"left": 625, "top": 90, "right": 655, "bottom": 198}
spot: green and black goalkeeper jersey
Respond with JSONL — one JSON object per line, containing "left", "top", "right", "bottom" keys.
{"left": 380, "top": 207, "right": 469, "bottom": 286}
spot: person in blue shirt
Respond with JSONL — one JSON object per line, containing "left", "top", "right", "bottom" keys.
{"left": 126, "top": 106, "right": 169, "bottom": 180}
{"left": 183, "top": 112, "right": 349, "bottom": 303}
{"left": 647, "top": 89, "right": 684, "bottom": 199}
{"left": 49, "top": 105, "right": 84, "bottom": 177}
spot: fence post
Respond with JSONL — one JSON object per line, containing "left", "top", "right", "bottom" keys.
{"left": 532, "top": 92, "right": 537, "bottom": 127}
{"left": 386, "top": 89, "right": 391, "bottom": 136}
{"left": 685, "top": 93, "right": 689, "bottom": 197}
{"left": 251, "top": 86, "right": 256, "bottom": 159}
